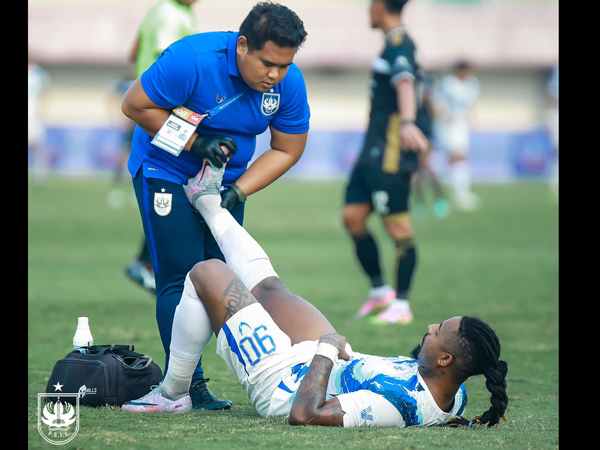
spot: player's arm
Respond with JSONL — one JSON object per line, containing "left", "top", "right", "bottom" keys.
{"left": 121, "top": 78, "right": 178, "bottom": 142}
{"left": 396, "top": 78, "right": 429, "bottom": 152}
{"left": 288, "top": 333, "right": 350, "bottom": 427}
{"left": 121, "top": 78, "right": 235, "bottom": 164}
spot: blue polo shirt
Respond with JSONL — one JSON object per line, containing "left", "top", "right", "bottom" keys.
{"left": 127, "top": 31, "right": 311, "bottom": 186}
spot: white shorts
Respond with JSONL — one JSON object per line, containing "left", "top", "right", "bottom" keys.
{"left": 435, "top": 120, "right": 470, "bottom": 156}
{"left": 216, "top": 303, "right": 318, "bottom": 417}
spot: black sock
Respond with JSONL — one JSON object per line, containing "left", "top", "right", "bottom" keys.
{"left": 351, "top": 231, "right": 384, "bottom": 288}
{"left": 395, "top": 236, "right": 417, "bottom": 299}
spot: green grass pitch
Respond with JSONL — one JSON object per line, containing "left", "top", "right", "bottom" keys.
{"left": 28, "top": 176, "right": 558, "bottom": 449}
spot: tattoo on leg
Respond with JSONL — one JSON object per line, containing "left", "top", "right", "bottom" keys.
{"left": 222, "top": 278, "right": 256, "bottom": 322}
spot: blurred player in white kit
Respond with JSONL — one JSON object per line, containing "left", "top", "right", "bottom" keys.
{"left": 433, "top": 61, "right": 480, "bottom": 211}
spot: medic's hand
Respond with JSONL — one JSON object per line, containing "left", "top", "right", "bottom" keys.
{"left": 190, "top": 134, "right": 237, "bottom": 168}
{"left": 220, "top": 183, "right": 247, "bottom": 211}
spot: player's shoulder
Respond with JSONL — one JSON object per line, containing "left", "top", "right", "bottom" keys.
{"left": 467, "top": 76, "right": 481, "bottom": 90}
{"left": 385, "top": 27, "right": 415, "bottom": 49}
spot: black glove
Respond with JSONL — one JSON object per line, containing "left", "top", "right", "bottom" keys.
{"left": 220, "top": 183, "right": 247, "bottom": 211}
{"left": 190, "top": 134, "right": 237, "bottom": 168}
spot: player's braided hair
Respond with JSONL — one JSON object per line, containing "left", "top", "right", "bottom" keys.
{"left": 444, "top": 316, "right": 509, "bottom": 428}
{"left": 239, "top": 2, "right": 307, "bottom": 52}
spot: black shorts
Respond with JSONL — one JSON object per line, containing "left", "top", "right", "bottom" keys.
{"left": 344, "top": 162, "right": 413, "bottom": 215}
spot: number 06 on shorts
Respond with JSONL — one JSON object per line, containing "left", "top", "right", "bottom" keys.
{"left": 216, "top": 302, "right": 318, "bottom": 417}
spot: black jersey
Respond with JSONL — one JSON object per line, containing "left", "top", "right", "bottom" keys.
{"left": 359, "top": 27, "right": 423, "bottom": 173}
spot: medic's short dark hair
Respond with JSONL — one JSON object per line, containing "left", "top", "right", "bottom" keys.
{"left": 239, "top": 2, "right": 307, "bottom": 52}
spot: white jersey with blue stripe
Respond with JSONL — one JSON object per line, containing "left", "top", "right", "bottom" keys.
{"left": 216, "top": 302, "right": 467, "bottom": 427}
{"left": 271, "top": 351, "right": 467, "bottom": 427}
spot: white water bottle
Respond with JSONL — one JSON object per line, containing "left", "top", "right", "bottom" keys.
{"left": 73, "top": 317, "right": 94, "bottom": 354}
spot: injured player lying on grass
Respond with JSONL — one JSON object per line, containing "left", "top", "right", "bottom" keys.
{"left": 122, "top": 159, "right": 509, "bottom": 428}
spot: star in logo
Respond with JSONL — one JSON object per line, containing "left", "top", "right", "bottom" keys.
{"left": 269, "top": 88, "right": 274, "bottom": 93}
{"left": 53, "top": 382, "right": 63, "bottom": 392}
{"left": 161, "top": 188, "right": 166, "bottom": 193}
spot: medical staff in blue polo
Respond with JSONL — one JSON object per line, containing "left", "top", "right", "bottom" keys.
{"left": 121, "top": 2, "right": 310, "bottom": 411}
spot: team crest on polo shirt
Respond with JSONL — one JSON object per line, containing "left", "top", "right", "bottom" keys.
{"left": 154, "top": 189, "right": 172, "bottom": 216}
{"left": 261, "top": 91, "right": 280, "bottom": 115}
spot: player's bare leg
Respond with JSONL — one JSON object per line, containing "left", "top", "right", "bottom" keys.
{"left": 188, "top": 260, "right": 257, "bottom": 335}
{"left": 188, "top": 162, "right": 336, "bottom": 342}
{"left": 251, "top": 276, "right": 336, "bottom": 345}
{"left": 187, "top": 261, "right": 336, "bottom": 344}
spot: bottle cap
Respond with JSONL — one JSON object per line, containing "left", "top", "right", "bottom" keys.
{"left": 73, "top": 317, "right": 93, "bottom": 348}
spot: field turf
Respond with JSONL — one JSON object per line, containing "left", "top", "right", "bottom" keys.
{"left": 28, "top": 176, "right": 558, "bottom": 449}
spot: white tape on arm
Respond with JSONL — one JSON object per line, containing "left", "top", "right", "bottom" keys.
{"left": 314, "top": 342, "right": 339, "bottom": 364}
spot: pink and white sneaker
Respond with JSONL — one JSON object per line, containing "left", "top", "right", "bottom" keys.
{"left": 354, "top": 287, "right": 396, "bottom": 318}
{"left": 121, "top": 386, "right": 192, "bottom": 414}
{"left": 368, "top": 300, "right": 413, "bottom": 326}
{"left": 183, "top": 159, "right": 225, "bottom": 205}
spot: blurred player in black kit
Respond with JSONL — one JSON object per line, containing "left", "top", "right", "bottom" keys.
{"left": 343, "top": 0, "right": 428, "bottom": 325}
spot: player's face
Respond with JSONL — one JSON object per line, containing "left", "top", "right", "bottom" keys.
{"left": 236, "top": 37, "right": 297, "bottom": 92}
{"left": 456, "top": 68, "right": 473, "bottom": 80}
{"left": 410, "top": 317, "right": 462, "bottom": 365}
{"left": 369, "top": 0, "right": 384, "bottom": 29}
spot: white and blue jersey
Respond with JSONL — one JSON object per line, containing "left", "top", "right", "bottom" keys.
{"left": 274, "top": 353, "right": 467, "bottom": 427}
{"left": 434, "top": 74, "right": 480, "bottom": 120}
{"left": 216, "top": 303, "right": 467, "bottom": 427}
{"left": 432, "top": 74, "right": 479, "bottom": 155}
{"left": 128, "top": 31, "right": 310, "bottom": 186}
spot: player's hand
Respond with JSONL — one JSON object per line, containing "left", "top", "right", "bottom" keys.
{"left": 401, "top": 122, "right": 429, "bottom": 152}
{"left": 319, "top": 333, "right": 351, "bottom": 361}
{"left": 190, "top": 134, "right": 237, "bottom": 168}
{"left": 220, "top": 183, "right": 247, "bottom": 210}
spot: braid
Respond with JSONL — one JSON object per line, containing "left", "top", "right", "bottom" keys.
{"left": 444, "top": 316, "right": 509, "bottom": 428}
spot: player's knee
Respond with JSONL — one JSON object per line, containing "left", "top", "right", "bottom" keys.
{"left": 383, "top": 216, "right": 412, "bottom": 240}
{"left": 189, "top": 259, "right": 227, "bottom": 287}
{"left": 343, "top": 207, "right": 367, "bottom": 234}
{"left": 253, "top": 276, "right": 289, "bottom": 299}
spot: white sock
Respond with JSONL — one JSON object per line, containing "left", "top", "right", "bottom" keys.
{"left": 369, "top": 285, "right": 394, "bottom": 298}
{"left": 450, "top": 161, "right": 472, "bottom": 197}
{"left": 388, "top": 299, "right": 411, "bottom": 312}
{"left": 161, "top": 274, "right": 213, "bottom": 399}
{"left": 194, "top": 195, "right": 278, "bottom": 291}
